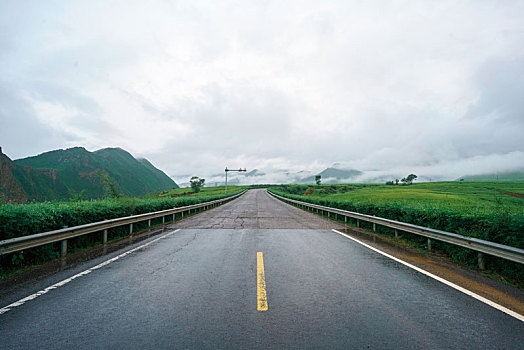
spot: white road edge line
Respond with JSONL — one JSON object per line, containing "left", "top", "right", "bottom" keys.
{"left": 0, "top": 229, "right": 181, "bottom": 316}
{"left": 331, "top": 229, "right": 524, "bottom": 322}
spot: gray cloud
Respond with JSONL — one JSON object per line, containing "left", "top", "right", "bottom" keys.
{"left": 0, "top": 83, "right": 67, "bottom": 157}
{"left": 1, "top": 0, "right": 523, "bottom": 182}
{"left": 467, "top": 57, "right": 524, "bottom": 126}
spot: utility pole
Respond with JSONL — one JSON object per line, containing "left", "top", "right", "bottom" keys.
{"left": 225, "top": 167, "right": 246, "bottom": 194}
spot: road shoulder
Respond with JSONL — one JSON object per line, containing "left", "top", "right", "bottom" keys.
{"left": 335, "top": 226, "right": 524, "bottom": 317}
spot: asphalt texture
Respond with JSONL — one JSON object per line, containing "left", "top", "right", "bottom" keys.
{"left": 0, "top": 189, "right": 522, "bottom": 349}
{"left": 172, "top": 188, "right": 347, "bottom": 229}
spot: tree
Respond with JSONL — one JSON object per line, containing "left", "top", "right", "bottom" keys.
{"left": 99, "top": 173, "right": 120, "bottom": 198}
{"left": 190, "top": 176, "right": 205, "bottom": 193}
{"left": 406, "top": 174, "right": 417, "bottom": 184}
{"left": 401, "top": 174, "right": 417, "bottom": 185}
{"left": 68, "top": 189, "right": 86, "bottom": 202}
{"left": 395, "top": 179, "right": 399, "bottom": 185}
{"left": 315, "top": 175, "right": 321, "bottom": 186}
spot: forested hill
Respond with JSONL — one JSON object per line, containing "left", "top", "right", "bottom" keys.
{"left": 0, "top": 147, "right": 178, "bottom": 203}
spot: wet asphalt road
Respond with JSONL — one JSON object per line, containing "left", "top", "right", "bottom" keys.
{"left": 0, "top": 189, "right": 522, "bottom": 349}
{"left": 172, "top": 188, "right": 347, "bottom": 229}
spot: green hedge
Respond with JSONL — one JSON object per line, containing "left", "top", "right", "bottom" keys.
{"left": 0, "top": 190, "right": 242, "bottom": 276}
{"left": 269, "top": 188, "right": 524, "bottom": 286}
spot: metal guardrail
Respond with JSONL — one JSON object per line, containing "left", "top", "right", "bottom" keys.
{"left": 0, "top": 191, "right": 246, "bottom": 257}
{"left": 268, "top": 190, "right": 524, "bottom": 268}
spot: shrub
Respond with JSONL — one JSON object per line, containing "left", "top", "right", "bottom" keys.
{"left": 0, "top": 189, "right": 242, "bottom": 276}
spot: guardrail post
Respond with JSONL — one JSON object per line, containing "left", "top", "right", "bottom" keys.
{"left": 103, "top": 229, "right": 108, "bottom": 244}
{"left": 162, "top": 216, "right": 165, "bottom": 225}
{"left": 478, "top": 252, "right": 486, "bottom": 270}
{"left": 181, "top": 211, "right": 184, "bottom": 218}
{"left": 61, "top": 240, "right": 67, "bottom": 257}
{"left": 130, "top": 223, "right": 133, "bottom": 234}
{"left": 344, "top": 216, "right": 347, "bottom": 223}
{"left": 148, "top": 219, "right": 151, "bottom": 227}
{"left": 357, "top": 219, "right": 360, "bottom": 228}
{"left": 394, "top": 229, "right": 398, "bottom": 238}
{"left": 328, "top": 212, "right": 330, "bottom": 218}
{"left": 373, "top": 223, "right": 376, "bottom": 232}
{"left": 427, "top": 238, "right": 432, "bottom": 252}
{"left": 172, "top": 213, "right": 175, "bottom": 222}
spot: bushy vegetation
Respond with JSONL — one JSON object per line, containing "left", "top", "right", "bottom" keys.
{"left": 0, "top": 187, "right": 244, "bottom": 277}
{"left": 157, "top": 185, "right": 244, "bottom": 197}
{"left": 270, "top": 182, "right": 524, "bottom": 286}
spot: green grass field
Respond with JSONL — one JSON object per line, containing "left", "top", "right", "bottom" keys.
{"left": 275, "top": 181, "right": 524, "bottom": 216}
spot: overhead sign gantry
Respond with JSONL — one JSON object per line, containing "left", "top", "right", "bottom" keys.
{"left": 225, "top": 167, "right": 246, "bottom": 194}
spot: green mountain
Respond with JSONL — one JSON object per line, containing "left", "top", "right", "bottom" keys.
{"left": 458, "top": 170, "right": 524, "bottom": 181}
{"left": 0, "top": 147, "right": 178, "bottom": 203}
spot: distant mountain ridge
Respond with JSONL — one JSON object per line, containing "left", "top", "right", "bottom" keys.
{"left": 0, "top": 147, "right": 178, "bottom": 203}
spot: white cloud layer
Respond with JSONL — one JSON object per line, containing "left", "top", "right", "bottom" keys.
{"left": 1, "top": 0, "right": 523, "bottom": 183}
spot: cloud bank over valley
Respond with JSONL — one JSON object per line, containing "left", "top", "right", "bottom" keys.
{"left": 1, "top": 1, "right": 523, "bottom": 184}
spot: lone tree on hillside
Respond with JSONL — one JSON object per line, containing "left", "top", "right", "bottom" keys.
{"left": 315, "top": 175, "right": 322, "bottom": 186}
{"left": 406, "top": 174, "right": 417, "bottom": 184}
{"left": 401, "top": 174, "right": 418, "bottom": 185}
{"left": 190, "top": 176, "right": 205, "bottom": 193}
{"left": 100, "top": 173, "right": 121, "bottom": 198}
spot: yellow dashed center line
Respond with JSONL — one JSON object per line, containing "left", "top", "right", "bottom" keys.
{"left": 257, "top": 252, "right": 268, "bottom": 311}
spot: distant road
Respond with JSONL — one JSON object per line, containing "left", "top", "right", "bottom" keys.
{"left": 173, "top": 188, "right": 346, "bottom": 229}
{"left": 0, "top": 189, "right": 522, "bottom": 349}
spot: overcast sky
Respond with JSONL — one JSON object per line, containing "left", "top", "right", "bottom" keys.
{"left": 1, "top": 0, "right": 523, "bottom": 184}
